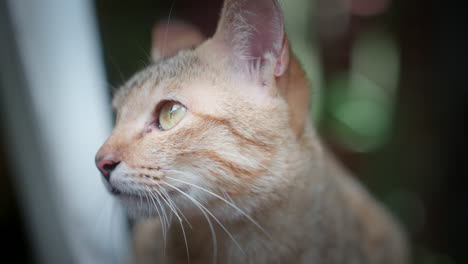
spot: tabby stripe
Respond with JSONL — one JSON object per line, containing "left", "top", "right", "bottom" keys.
{"left": 181, "top": 150, "right": 266, "bottom": 180}
{"left": 192, "top": 112, "right": 273, "bottom": 150}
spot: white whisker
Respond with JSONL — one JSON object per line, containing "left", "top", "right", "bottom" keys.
{"left": 144, "top": 186, "right": 167, "bottom": 248}
{"left": 153, "top": 186, "right": 180, "bottom": 222}
{"left": 142, "top": 191, "right": 152, "bottom": 219}
{"left": 165, "top": 174, "right": 272, "bottom": 240}
{"left": 161, "top": 181, "right": 245, "bottom": 256}
{"left": 178, "top": 217, "right": 190, "bottom": 264}
{"left": 138, "top": 191, "right": 143, "bottom": 211}
{"left": 149, "top": 184, "right": 190, "bottom": 263}
{"left": 152, "top": 186, "right": 171, "bottom": 243}
{"left": 159, "top": 181, "right": 218, "bottom": 264}
{"left": 144, "top": 188, "right": 170, "bottom": 255}
{"left": 161, "top": 181, "right": 246, "bottom": 259}
{"left": 161, "top": 0, "right": 176, "bottom": 58}
{"left": 157, "top": 183, "right": 193, "bottom": 229}
{"left": 219, "top": 187, "right": 235, "bottom": 205}
{"left": 157, "top": 192, "right": 191, "bottom": 264}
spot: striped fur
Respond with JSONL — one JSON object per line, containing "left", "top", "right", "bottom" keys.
{"left": 96, "top": 0, "right": 408, "bottom": 263}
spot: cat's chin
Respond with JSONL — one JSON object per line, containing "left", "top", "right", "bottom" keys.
{"left": 116, "top": 193, "right": 165, "bottom": 219}
{"left": 112, "top": 188, "right": 191, "bottom": 219}
{"left": 110, "top": 185, "right": 252, "bottom": 222}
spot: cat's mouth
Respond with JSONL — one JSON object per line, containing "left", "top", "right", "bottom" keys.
{"left": 109, "top": 186, "right": 187, "bottom": 199}
{"left": 110, "top": 184, "right": 193, "bottom": 218}
{"left": 110, "top": 187, "right": 121, "bottom": 195}
{"left": 110, "top": 188, "right": 141, "bottom": 201}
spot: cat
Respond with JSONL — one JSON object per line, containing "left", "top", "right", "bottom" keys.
{"left": 95, "top": 0, "right": 408, "bottom": 263}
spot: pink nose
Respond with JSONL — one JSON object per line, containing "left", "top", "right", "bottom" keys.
{"left": 95, "top": 156, "right": 120, "bottom": 182}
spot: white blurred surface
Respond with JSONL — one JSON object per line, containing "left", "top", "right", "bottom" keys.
{"left": 3, "top": 0, "right": 129, "bottom": 263}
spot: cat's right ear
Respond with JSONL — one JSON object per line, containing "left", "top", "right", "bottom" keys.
{"left": 151, "top": 21, "right": 205, "bottom": 61}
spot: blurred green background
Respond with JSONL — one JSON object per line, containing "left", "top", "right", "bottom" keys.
{"left": 1, "top": 0, "right": 464, "bottom": 263}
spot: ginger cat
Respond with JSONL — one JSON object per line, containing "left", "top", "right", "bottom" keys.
{"left": 95, "top": 0, "right": 408, "bottom": 263}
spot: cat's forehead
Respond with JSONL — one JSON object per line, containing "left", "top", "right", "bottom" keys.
{"left": 113, "top": 51, "right": 202, "bottom": 107}
{"left": 112, "top": 50, "right": 233, "bottom": 123}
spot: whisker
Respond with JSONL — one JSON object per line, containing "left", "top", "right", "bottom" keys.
{"left": 219, "top": 187, "right": 235, "bottom": 205}
{"left": 151, "top": 187, "right": 172, "bottom": 253}
{"left": 152, "top": 185, "right": 180, "bottom": 222}
{"left": 144, "top": 186, "right": 167, "bottom": 249}
{"left": 161, "top": 180, "right": 245, "bottom": 257}
{"left": 161, "top": 190, "right": 190, "bottom": 264}
{"left": 161, "top": 181, "right": 249, "bottom": 261}
{"left": 165, "top": 174, "right": 272, "bottom": 240}
{"left": 148, "top": 185, "right": 190, "bottom": 264}
{"left": 143, "top": 191, "right": 151, "bottom": 218}
{"left": 178, "top": 216, "right": 190, "bottom": 264}
{"left": 161, "top": 0, "right": 176, "bottom": 58}
{"left": 158, "top": 191, "right": 191, "bottom": 264}
{"left": 166, "top": 194, "right": 192, "bottom": 229}
{"left": 143, "top": 190, "right": 168, "bottom": 255}
{"left": 147, "top": 187, "right": 168, "bottom": 244}
{"left": 154, "top": 181, "right": 193, "bottom": 229}
{"left": 143, "top": 188, "right": 170, "bottom": 246}
{"left": 159, "top": 181, "right": 218, "bottom": 264}
{"left": 138, "top": 190, "right": 143, "bottom": 211}
{"left": 147, "top": 179, "right": 193, "bottom": 263}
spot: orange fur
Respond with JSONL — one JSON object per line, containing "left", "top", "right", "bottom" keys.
{"left": 95, "top": 1, "right": 408, "bottom": 263}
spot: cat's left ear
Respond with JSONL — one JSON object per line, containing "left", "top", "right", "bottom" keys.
{"left": 212, "top": 0, "right": 289, "bottom": 79}
{"left": 151, "top": 20, "right": 205, "bottom": 60}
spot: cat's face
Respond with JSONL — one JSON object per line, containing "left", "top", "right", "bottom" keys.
{"left": 95, "top": 0, "right": 310, "bottom": 219}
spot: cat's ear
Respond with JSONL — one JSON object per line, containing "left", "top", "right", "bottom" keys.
{"left": 151, "top": 21, "right": 205, "bottom": 60}
{"left": 213, "top": 0, "right": 289, "bottom": 79}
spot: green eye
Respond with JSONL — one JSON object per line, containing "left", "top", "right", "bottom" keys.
{"left": 158, "top": 101, "right": 187, "bottom": 131}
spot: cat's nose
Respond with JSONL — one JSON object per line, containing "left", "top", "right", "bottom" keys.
{"left": 95, "top": 156, "right": 120, "bottom": 182}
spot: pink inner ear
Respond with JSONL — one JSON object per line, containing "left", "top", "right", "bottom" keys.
{"left": 275, "top": 38, "right": 290, "bottom": 77}
{"left": 243, "top": 4, "right": 283, "bottom": 59}
{"left": 214, "top": 0, "right": 288, "bottom": 75}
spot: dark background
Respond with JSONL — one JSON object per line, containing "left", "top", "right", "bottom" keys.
{"left": 1, "top": 0, "right": 465, "bottom": 263}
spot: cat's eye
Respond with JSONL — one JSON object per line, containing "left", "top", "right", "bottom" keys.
{"left": 158, "top": 101, "right": 187, "bottom": 131}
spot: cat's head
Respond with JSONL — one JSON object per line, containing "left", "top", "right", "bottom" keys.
{"left": 95, "top": 0, "right": 312, "bottom": 219}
